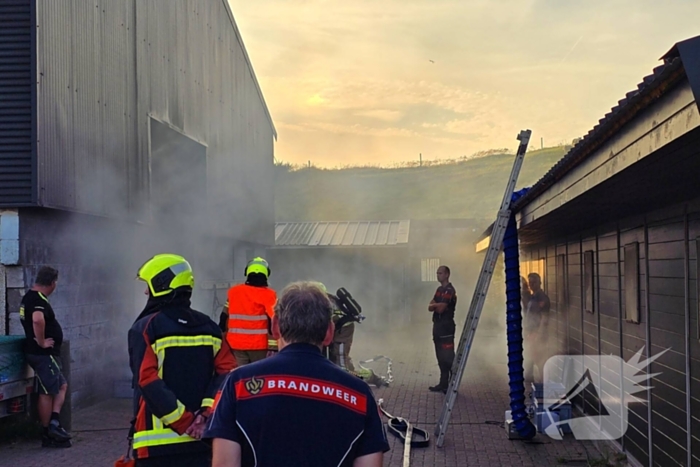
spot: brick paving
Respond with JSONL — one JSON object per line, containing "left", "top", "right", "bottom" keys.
{"left": 1, "top": 323, "right": 614, "bottom": 466}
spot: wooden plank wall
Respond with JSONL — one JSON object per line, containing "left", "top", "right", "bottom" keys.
{"left": 687, "top": 209, "right": 700, "bottom": 467}
{"left": 521, "top": 198, "right": 700, "bottom": 466}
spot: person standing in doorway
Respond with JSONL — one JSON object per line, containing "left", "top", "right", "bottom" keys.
{"left": 523, "top": 272, "right": 550, "bottom": 384}
{"left": 428, "top": 265, "right": 457, "bottom": 394}
{"left": 19, "top": 266, "right": 72, "bottom": 448}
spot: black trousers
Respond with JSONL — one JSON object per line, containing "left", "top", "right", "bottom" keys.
{"left": 135, "top": 452, "right": 211, "bottom": 467}
{"left": 434, "top": 337, "right": 455, "bottom": 387}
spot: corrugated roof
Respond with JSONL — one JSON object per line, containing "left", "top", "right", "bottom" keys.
{"left": 512, "top": 37, "right": 697, "bottom": 212}
{"left": 275, "top": 221, "right": 410, "bottom": 247}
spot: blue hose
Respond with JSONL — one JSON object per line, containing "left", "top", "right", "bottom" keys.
{"left": 504, "top": 188, "right": 536, "bottom": 439}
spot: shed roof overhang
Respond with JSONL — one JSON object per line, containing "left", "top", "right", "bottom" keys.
{"left": 518, "top": 79, "right": 700, "bottom": 244}
{"left": 475, "top": 35, "right": 700, "bottom": 252}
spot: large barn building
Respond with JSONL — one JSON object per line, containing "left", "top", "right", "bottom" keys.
{"left": 0, "top": 0, "right": 276, "bottom": 408}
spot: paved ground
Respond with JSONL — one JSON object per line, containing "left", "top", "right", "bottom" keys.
{"left": 1, "top": 323, "right": 618, "bottom": 466}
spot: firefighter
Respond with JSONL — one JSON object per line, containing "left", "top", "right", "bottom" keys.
{"left": 320, "top": 283, "right": 388, "bottom": 388}
{"left": 128, "top": 254, "right": 237, "bottom": 467}
{"left": 220, "top": 257, "right": 277, "bottom": 365}
{"left": 428, "top": 265, "right": 457, "bottom": 394}
{"left": 326, "top": 288, "right": 357, "bottom": 371}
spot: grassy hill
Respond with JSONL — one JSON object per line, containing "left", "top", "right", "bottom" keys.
{"left": 274, "top": 146, "right": 568, "bottom": 222}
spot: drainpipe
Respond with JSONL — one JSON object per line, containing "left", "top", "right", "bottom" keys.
{"left": 504, "top": 190, "right": 536, "bottom": 439}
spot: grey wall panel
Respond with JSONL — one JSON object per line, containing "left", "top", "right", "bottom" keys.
{"left": 134, "top": 0, "right": 275, "bottom": 244}
{"left": 0, "top": 0, "right": 34, "bottom": 205}
{"left": 36, "top": 0, "right": 275, "bottom": 244}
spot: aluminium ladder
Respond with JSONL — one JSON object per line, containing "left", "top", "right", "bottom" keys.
{"left": 434, "top": 129, "right": 532, "bottom": 447}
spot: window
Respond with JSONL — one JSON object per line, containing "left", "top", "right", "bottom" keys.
{"left": 556, "top": 254, "right": 567, "bottom": 312}
{"left": 584, "top": 250, "right": 595, "bottom": 313}
{"left": 521, "top": 258, "right": 546, "bottom": 289}
{"left": 624, "top": 242, "right": 640, "bottom": 323}
{"left": 421, "top": 258, "right": 440, "bottom": 282}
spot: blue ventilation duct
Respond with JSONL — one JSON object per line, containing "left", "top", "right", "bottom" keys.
{"left": 504, "top": 188, "right": 536, "bottom": 439}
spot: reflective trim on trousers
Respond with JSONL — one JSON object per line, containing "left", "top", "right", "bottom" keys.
{"left": 339, "top": 343, "right": 347, "bottom": 370}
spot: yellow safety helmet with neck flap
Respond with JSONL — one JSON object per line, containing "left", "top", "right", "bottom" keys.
{"left": 245, "top": 257, "right": 271, "bottom": 278}
{"left": 138, "top": 253, "right": 195, "bottom": 297}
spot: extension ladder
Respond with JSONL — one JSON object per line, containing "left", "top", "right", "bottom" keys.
{"left": 434, "top": 129, "right": 532, "bottom": 447}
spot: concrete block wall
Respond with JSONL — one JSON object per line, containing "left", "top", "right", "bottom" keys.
{"left": 15, "top": 208, "right": 148, "bottom": 409}
{"left": 11, "top": 208, "right": 271, "bottom": 409}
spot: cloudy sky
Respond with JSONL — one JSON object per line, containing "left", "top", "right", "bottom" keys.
{"left": 228, "top": 0, "right": 700, "bottom": 167}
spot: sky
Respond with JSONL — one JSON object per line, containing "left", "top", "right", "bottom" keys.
{"left": 228, "top": 0, "right": 700, "bottom": 168}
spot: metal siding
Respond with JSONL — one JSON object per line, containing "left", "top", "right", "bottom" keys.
{"left": 353, "top": 222, "right": 369, "bottom": 246}
{"left": 386, "top": 221, "right": 398, "bottom": 245}
{"left": 365, "top": 222, "right": 379, "bottom": 246}
{"left": 375, "top": 222, "right": 390, "bottom": 245}
{"left": 0, "top": 0, "right": 34, "bottom": 205}
{"left": 342, "top": 223, "right": 358, "bottom": 246}
{"left": 320, "top": 222, "right": 338, "bottom": 246}
{"left": 309, "top": 223, "right": 327, "bottom": 246}
{"left": 274, "top": 221, "right": 411, "bottom": 247}
{"left": 34, "top": 0, "right": 275, "bottom": 243}
{"left": 332, "top": 222, "right": 348, "bottom": 245}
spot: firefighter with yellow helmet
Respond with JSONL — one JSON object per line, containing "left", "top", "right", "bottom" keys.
{"left": 220, "top": 257, "right": 278, "bottom": 365}
{"left": 128, "top": 254, "right": 236, "bottom": 467}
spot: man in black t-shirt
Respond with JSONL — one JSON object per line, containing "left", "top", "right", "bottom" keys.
{"left": 428, "top": 265, "right": 457, "bottom": 394}
{"left": 19, "top": 266, "right": 72, "bottom": 448}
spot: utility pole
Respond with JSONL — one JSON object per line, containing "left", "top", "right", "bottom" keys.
{"left": 540, "top": 137, "right": 543, "bottom": 149}
{"left": 419, "top": 153, "right": 422, "bottom": 167}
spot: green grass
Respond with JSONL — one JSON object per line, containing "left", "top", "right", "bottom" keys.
{"left": 274, "top": 146, "right": 568, "bottom": 221}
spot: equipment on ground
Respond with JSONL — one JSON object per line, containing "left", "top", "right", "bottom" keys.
{"left": 378, "top": 398, "right": 430, "bottom": 467}
{"left": 434, "top": 130, "right": 532, "bottom": 447}
{"left": 358, "top": 355, "right": 394, "bottom": 386}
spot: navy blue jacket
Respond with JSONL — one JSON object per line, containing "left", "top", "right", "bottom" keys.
{"left": 205, "top": 343, "right": 389, "bottom": 466}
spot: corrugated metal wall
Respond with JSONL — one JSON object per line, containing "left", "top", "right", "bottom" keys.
{"left": 0, "top": 0, "right": 35, "bottom": 206}
{"left": 35, "top": 0, "right": 275, "bottom": 243}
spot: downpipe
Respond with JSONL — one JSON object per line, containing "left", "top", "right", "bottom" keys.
{"left": 504, "top": 189, "right": 536, "bottom": 439}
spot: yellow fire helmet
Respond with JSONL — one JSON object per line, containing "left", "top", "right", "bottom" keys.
{"left": 245, "top": 257, "right": 271, "bottom": 278}
{"left": 138, "top": 253, "right": 195, "bottom": 297}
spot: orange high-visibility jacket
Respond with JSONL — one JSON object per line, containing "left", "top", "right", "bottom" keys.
{"left": 225, "top": 284, "right": 277, "bottom": 351}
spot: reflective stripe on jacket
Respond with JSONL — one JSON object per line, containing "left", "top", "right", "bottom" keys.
{"left": 226, "top": 283, "right": 277, "bottom": 351}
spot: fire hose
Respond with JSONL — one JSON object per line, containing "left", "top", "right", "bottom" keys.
{"left": 377, "top": 398, "right": 430, "bottom": 467}
{"left": 358, "top": 355, "right": 394, "bottom": 385}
